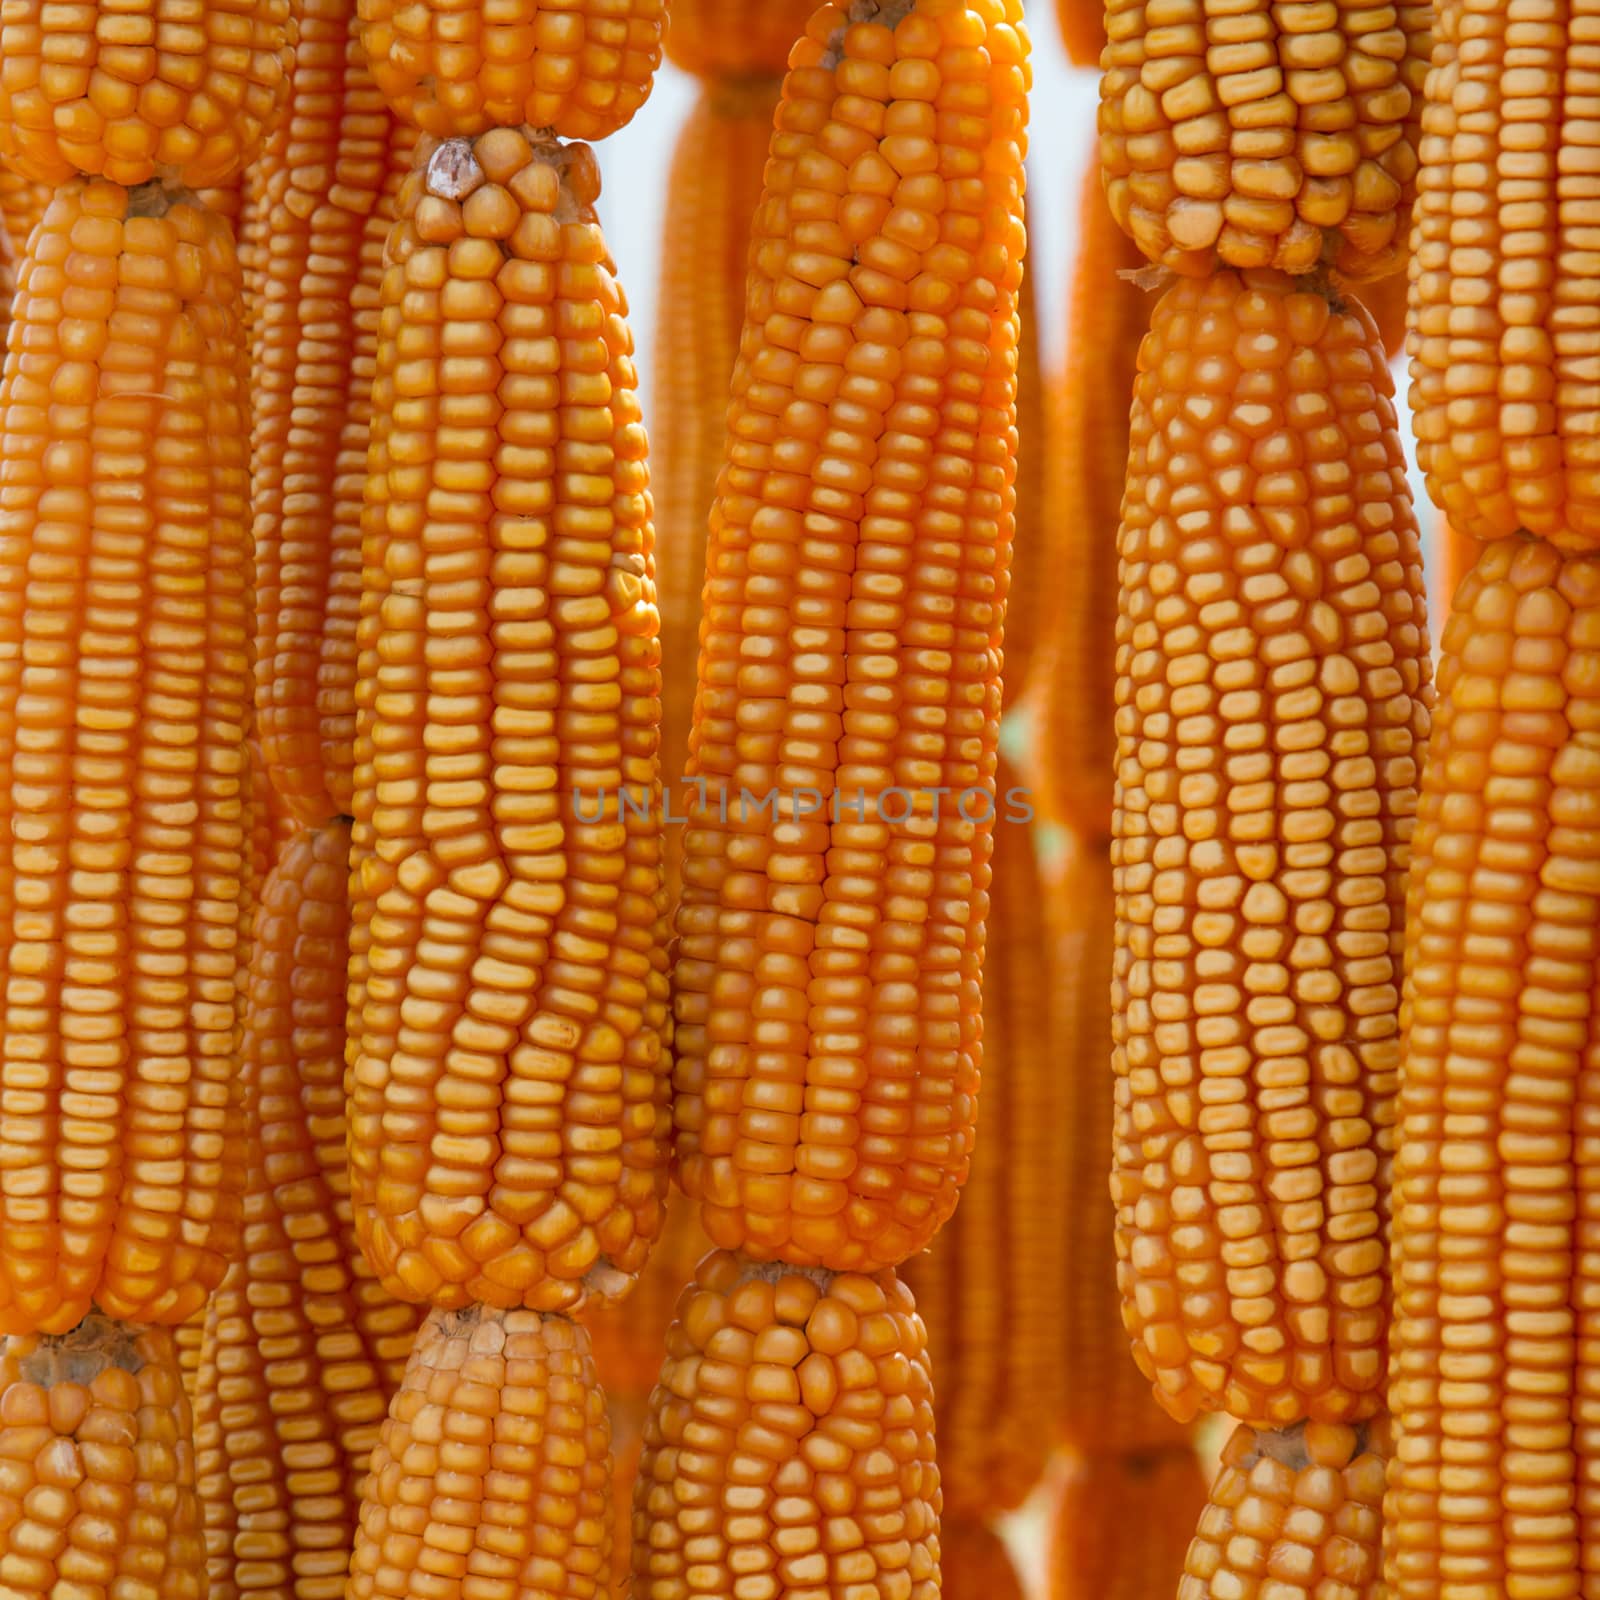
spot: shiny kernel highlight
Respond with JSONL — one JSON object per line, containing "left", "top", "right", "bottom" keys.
{"left": 1112, "top": 270, "right": 1433, "bottom": 1428}
{"left": 670, "top": 0, "right": 1032, "bottom": 1275}
{"left": 1098, "top": 0, "right": 1431, "bottom": 279}
{"left": 347, "top": 1304, "right": 613, "bottom": 1600}
{"left": 349, "top": 127, "right": 671, "bottom": 1315}
{"left": 0, "top": 1317, "right": 204, "bottom": 1600}
{"left": 1407, "top": 0, "right": 1600, "bottom": 552}
{"left": 0, "top": 0, "right": 293, "bottom": 186}
{"left": 357, "top": 0, "right": 665, "bottom": 140}
{"left": 632, "top": 1251, "right": 941, "bottom": 1600}
{"left": 0, "top": 178, "right": 252, "bottom": 1335}
{"left": 1386, "top": 538, "right": 1600, "bottom": 1600}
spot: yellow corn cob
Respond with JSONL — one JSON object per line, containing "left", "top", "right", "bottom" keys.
{"left": 349, "top": 127, "right": 670, "bottom": 1314}
{"left": 357, "top": 0, "right": 665, "bottom": 139}
{"left": 1098, "top": 0, "right": 1431, "bottom": 279}
{"left": 0, "top": 0, "right": 292, "bottom": 187}
{"left": 652, "top": 75, "right": 781, "bottom": 902}
{"left": 942, "top": 1519, "right": 1023, "bottom": 1600}
{"left": 1181, "top": 1418, "right": 1391, "bottom": 1597}
{"left": 1039, "top": 156, "right": 1147, "bottom": 839}
{"left": 0, "top": 178, "right": 251, "bottom": 1335}
{"left": 249, "top": 0, "right": 420, "bottom": 827}
{"left": 1386, "top": 537, "right": 1600, "bottom": 1600}
{"left": 1408, "top": 0, "right": 1600, "bottom": 553}
{"left": 1057, "top": 837, "right": 1200, "bottom": 1454}
{"left": 198, "top": 820, "right": 425, "bottom": 1600}
{"left": 0, "top": 1316, "right": 204, "bottom": 1598}
{"left": 901, "top": 754, "right": 1065, "bottom": 1517}
{"left": 347, "top": 1304, "right": 614, "bottom": 1600}
{"left": 0, "top": 169, "right": 47, "bottom": 265}
{"left": 1112, "top": 269, "right": 1433, "bottom": 1429}
{"left": 1050, "top": 1446, "right": 1211, "bottom": 1599}
{"left": 1056, "top": 0, "right": 1104, "bottom": 69}
{"left": 671, "top": 0, "right": 1031, "bottom": 1275}
{"left": 662, "top": 0, "right": 816, "bottom": 79}
{"left": 632, "top": 1249, "right": 940, "bottom": 1600}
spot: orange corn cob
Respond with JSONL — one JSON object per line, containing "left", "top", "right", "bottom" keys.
{"left": 1056, "top": 0, "right": 1104, "bottom": 69}
{"left": 1098, "top": 0, "right": 1431, "bottom": 279}
{"left": 357, "top": 0, "right": 665, "bottom": 139}
{"left": 1386, "top": 538, "right": 1600, "bottom": 1600}
{"left": 653, "top": 75, "right": 780, "bottom": 902}
{"left": 662, "top": 0, "right": 816, "bottom": 79}
{"left": 347, "top": 1304, "right": 614, "bottom": 1600}
{"left": 1408, "top": 0, "right": 1600, "bottom": 552}
{"left": 0, "top": 1317, "right": 204, "bottom": 1598}
{"left": 1057, "top": 837, "right": 1198, "bottom": 1454}
{"left": 0, "top": 178, "right": 252, "bottom": 1335}
{"left": 1112, "top": 270, "right": 1432, "bottom": 1429}
{"left": 1039, "top": 156, "right": 1146, "bottom": 840}
{"left": 0, "top": 169, "right": 47, "bottom": 265}
{"left": 0, "top": 0, "right": 292, "bottom": 186}
{"left": 349, "top": 128, "right": 670, "bottom": 1315}
{"left": 943, "top": 1519, "right": 1023, "bottom": 1600}
{"left": 198, "top": 820, "right": 425, "bottom": 1600}
{"left": 671, "top": 0, "right": 1032, "bottom": 1275}
{"left": 1181, "top": 1418, "right": 1391, "bottom": 1597}
{"left": 250, "top": 0, "right": 420, "bottom": 827}
{"left": 631, "top": 1250, "right": 940, "bottom": 1600}
{"left": 901, "top": 755, "right": 1065, "bottom": 1517}
{"left": 1050, "top": 1446, "right": 1210, "bottom": 1599}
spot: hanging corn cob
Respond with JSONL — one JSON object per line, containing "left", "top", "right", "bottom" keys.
{"left": 348, "top": 127, "right": 671, "bottom": 1316}
{"left": 1111, "top": 271, "right": 1431, "bottom": 1430}
{"left": 662, "top": 0, "right": 817, "bottom": 79}
{"left": 651, "top": 75, "right": 780, "bottom": 903}
{"left": 902, "top": 754, "right": 1066, "bottom": 1518}
{"left": 0, "top": 0, "right": 293, "bottom": 186}
{"left": 1099, "top": 0, "right": 1431, "bottom": 279}
{"left": 1386, "top": 538, "right": 1600, "bottom": 1600}
{"left": 357, "top": 0, "right": 666, "bottom": 139}
{"left": 1051, "top": 1445, "right": 1210, "bottom": 1599}
{"left": 198, "top": 821, "right": 426, "bottom": 1600}
{"left": 248, "top": 0, "right": 419, "bottom": 826}
{"left": 631, "top": 1250, "right": 940, "bottom": 1599}
{"left": 1039, "top": 155, "right": 1146, "bottom": 839}
{"left": 0, "top": 177, "right": 253, "bottom": 1336}
{"left": 1056, "top": 0, "right": 1105, "bottom": 69}
{"left": 0, "top": 1317, "right": 204, "bottom": 1597}
{"left": 670, "top": 0, "right": 1031, "bottom": 1275}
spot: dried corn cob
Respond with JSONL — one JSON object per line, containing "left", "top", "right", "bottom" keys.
{"left": 0, "top": 169, "right": 46, "bottom": 264}
{"left": 1057, "top": 837, "right": 1198, "bottom": 1454}
{"left": 662, "top": 0, "right": 815, "bottom": 79}
{"left": 652, "top": 75, "right": 780, "bottom": 901}
{"left": 250, "top": 0, "right": 419, "bottom": 827}
{"left": 0, "top": 0, "right": 293, "bottom": 186}
{"left": 349, "top": 127, "right": 670, "bottom": 1315}
{"left": 1098, "top": 0, "right": 1431, "bottom": 279}
{"left": 1112, "top": 270, "right": 1432, "bottom": 1429}
{"left": 1051, "top": 1446, "right": 1210, "bottom": 1599}
{"left": 1040, "top": 156, "right": 1147, "bottom": 839}
{"left": 347, "top": 1304, "right": 614, "bottom": 1600}
{"left": 1408, "top": 0, "right": 1600, "bottom": 552}
{"left": 902, "top": 755, "right": 1065, "bottom": 1517}
{"left": 1181, "top": 1418, "right": 1391, "bottom": 1597}
{"left": 943, "top": 1519, "right": 1023, "bottom": 1600}
{"left": 1386, "top": 538, "right": 1600, "bottom": 1600}
{"left": 357, "top": 0, "right": 665, "bottom": 140}
{"left": 632, "top": 1250, "right": 940, "bottom": 1600}
{"left": 0, "top": 178, "right": 252, "bottom": 1335}
{"left": 671, "top": 0, "right": 1032, "bottom": 1275}
{"left": 1056, "top": 0, "right": 1104, "bottom": 69}
{"left": 0, "top": 1317, "right": 204, "bottom": 1599}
